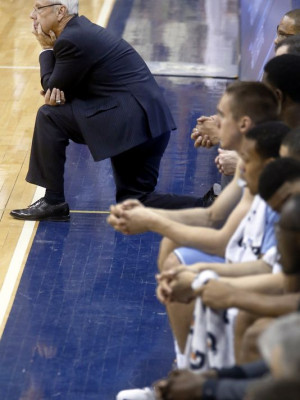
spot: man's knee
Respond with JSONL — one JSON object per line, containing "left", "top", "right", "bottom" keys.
{"left": 36, "top": 104, "right": 52, "bottom": 119}
{"left": 235, "top": 310, "right": 258, "bottom": 338}
{"left": 35, "top": 105, "right": 57, "bottom": 139}
{"left": 157, "top": 237, "right": 178, "bottom": 270}
{"left": 160, "top": 251, "right": 181, "bottom": 272}
{"left": 241, "top": 318, "right": 274, "bottom": 362}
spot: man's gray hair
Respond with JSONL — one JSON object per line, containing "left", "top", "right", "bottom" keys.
{"left": 258, "top": 313, "right": 300, "bottom": 377}
{"left": 50, "top": 0, "right": 79, "bottom": 15}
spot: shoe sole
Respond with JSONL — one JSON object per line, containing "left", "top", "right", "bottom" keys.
{"left": 10, "top": 214, "right": 70, "bottom": 222}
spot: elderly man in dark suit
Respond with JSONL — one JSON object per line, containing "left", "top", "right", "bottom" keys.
{"left": 11, "top": 0, "right": 201, "bottom": 221}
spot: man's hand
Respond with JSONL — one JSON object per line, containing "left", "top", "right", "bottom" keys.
{"left": 107, "top": 205, "right": 156, "bottom": 235}
{"left": 188, "top": 262, "right": 213, "bottom": 274}
{"left": 156, "top": 268, "right": 197, "bottom": 304}
{"left": 117, "top": 199, "right": 144, "bottom": 211}
{"left": 43, "top": 88, "right": 66, "bottom": 106}
{"left": 215, "top": 149, "right": 238, "bottom": 176}
{"left": 191, "top": 115, "right": 220, "bottom": 148}
{"left": 35, "top": 342, "right": 57, "bottom": 359}
{"left": 155, "top": 369, "right": 207, "bottom": 400}
{"left": 32, "top": 22, "right": 56, "bottom": 49}
{"left": 199, "top": 280, "right": 234, "bottom": 309}
{"left": 156, "top": 266, "right": 189, "bottom": 304}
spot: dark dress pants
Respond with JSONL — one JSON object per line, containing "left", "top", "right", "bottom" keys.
{"left": 111, "top": 133, "right": 203, "bottom": 208}
{"left": 26, "top": 104, "right": 84, "bottom": 193}
{"left": 27, "top": 104, "right": 202, "bottom": 209}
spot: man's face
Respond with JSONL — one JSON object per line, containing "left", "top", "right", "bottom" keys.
{"left": 239, "top": 138, "right": 269, "bottom": 195}
{"left": 262, "top": 73, "right": 283, "bottom": 119}
{"left": 216, "top": 94, "right": 243, "bottom": 151}
{"left": 267, "top": 179, "right": 300, "bottom": 212}
{"left": 274, "top": 15, "right": 297, "bottom": 46}
{"left": 30, "top": 1, "right": 60, "bottom": 34}
{"left": 262, "top": 72, "right": 274, "bottom": 93}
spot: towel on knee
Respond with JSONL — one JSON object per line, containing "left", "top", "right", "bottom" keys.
{"left": 181, "top": 271, "right": 237, "bottom": 372}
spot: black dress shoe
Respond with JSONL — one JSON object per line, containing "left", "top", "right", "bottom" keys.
{"left": 202, "top": 183, "right": 222, "bottom": 207}
{"left": 10, "top": 197, "right": 70, "bottom": 221}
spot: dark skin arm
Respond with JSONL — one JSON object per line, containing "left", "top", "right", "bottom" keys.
{"left": 198, "top": 280, "right": 300, "bottom": 317}
{"left": 155, "top": 369, "right": 217, "bottom": 400}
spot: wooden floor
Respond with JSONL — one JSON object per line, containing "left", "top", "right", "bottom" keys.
{"left": 0, "top": 0, "right": 113, "bottom": 337}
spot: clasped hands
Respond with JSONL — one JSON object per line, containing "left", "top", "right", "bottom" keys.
{"left": 107, "top": 199, "right": 156, "bottom": 234}
{"left": 108, "top": 199, "right": 234, "bottom": 307}
{"left": 156, "top": 267, "right": 197, "bottom": 304}
{"left": 156, "top": 266, "right": 234, "bottom": 309}
{"left": 191, "top": 115, "right": 238, "bottom": 175}
{"left": 154, "top": 368, "right": 214, "bottom": 400}
{"left": 191, "top": 115, "right": 220, "bottom": 148}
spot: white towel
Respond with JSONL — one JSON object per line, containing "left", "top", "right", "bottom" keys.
{"left": 181, "top": 271, "right": 237, "bottom": 372}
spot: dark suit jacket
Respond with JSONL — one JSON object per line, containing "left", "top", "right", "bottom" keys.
{"left": 39, "top": 16, "right": 176, "bottom": 161}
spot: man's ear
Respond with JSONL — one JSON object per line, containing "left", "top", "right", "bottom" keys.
{"left": 274, "top": 89, "right": 285, "bottom": 115}
{"left": 239, "top": 116, "right": 252, "bottom": 134}
{"left": 57, "top": 5, "right": 67, "bottom": 22}
{"left": 274, "top": 88, "right": 283, "bottom": 103}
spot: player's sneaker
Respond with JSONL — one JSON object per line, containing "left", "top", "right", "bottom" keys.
{"left": 116, "top": 387, "right": 155, "bottom": 400}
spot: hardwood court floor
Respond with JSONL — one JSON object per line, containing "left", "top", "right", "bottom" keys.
{"left": 0, "top": 0, "right": 112, "bottom": 336}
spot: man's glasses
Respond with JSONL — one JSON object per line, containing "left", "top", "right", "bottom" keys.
{"left": 32, "top": 3, "right": 62, "bottom": 14}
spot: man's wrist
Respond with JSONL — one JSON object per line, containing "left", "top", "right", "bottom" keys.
{"left": 227, "top": 289, "right": 242, "bottom": 308}
{"left": 145, "top": 213, "right": 160, "bottom": 232}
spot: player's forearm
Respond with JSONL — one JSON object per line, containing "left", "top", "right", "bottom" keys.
{"left": 207, "top": 259, "right": 272, "bottom": 277}
{"left": 147, "top": 177, "right": 243, "bottom": 229}
{"left": 230, "top": 291, "right": 300, "bottom": 317}
{"left": 147, "top": 207, "right": 214, "bottom": 228}
{"left": 219, "top": 273, "right": 284, "bottom": 294}
{"left": 147, "top": 216, "right": 226, "bottom": 256}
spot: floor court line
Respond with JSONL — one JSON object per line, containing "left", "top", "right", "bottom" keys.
{"left": 0, "top": 0, "right": 115, "bottom": 338}
{"left": 0, "top": 186, "right": 44, "bottom": 337}
{"left": 0, "top": 66, "right": 39, "bottom": 69}
{"left": 70, "top": 210, "right": 110, "bottom": 214}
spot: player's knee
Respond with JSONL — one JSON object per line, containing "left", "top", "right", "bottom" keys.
{"left": 235, "top": 310, "right": 256, "bottom": 337}
{"left": 160, "top": 252, "right": 181, "bottom": 272}
{"left": 242, "top": 319, "right": 273, "bottom": 362}
{"left": 158, "top": 237, "right": 175, "bottom": 269}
